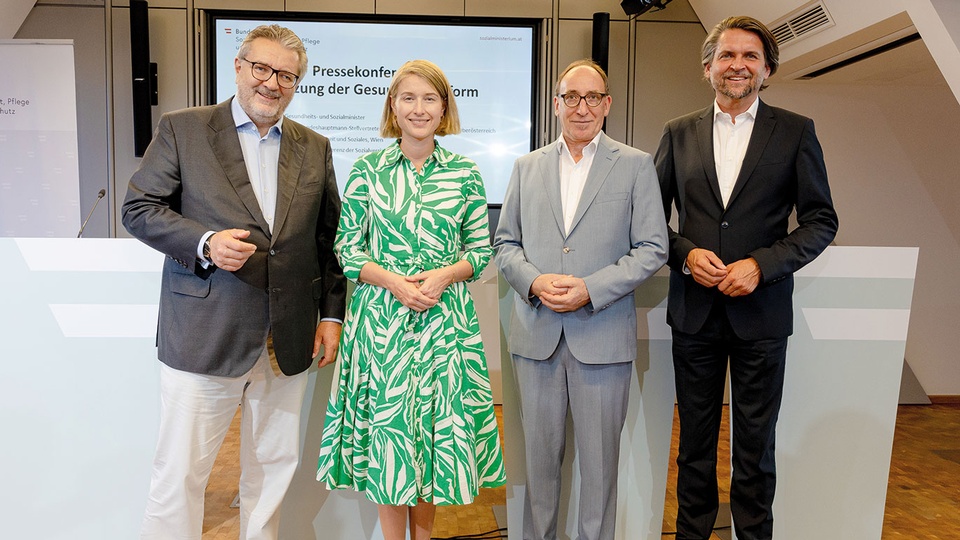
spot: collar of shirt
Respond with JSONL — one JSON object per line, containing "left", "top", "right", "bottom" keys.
{"left": 375, "top": 139, "right": 452, "bottom": 173}
{"left": 231, "top": 97, "right": 282, "bottom": 233}
{"left": 231, "top": 96, "right": 284, "bottom": 134}
{"left": 712, "top": 96, "right": 759, "bottom": 126}
{"left": 556, "top": 131, "right": 602, "bottom": 162}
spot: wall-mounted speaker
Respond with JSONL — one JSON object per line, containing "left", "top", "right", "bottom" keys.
{"left": 130, "top": 0, "right": 158, "bottom": 157}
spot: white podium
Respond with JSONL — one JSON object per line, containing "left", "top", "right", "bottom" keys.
{"left": 1, "top": 238, "right": 163, "bottom": 539}
{"left": 770, "top": 246, "right": 917, "bottom": 539}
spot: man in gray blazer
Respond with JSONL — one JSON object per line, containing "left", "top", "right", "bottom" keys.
{"left": 122, "top": 25, "right": 345, "bottom": 540}
{"left": 495, "top": 59, "right": 668, "bottom": 540}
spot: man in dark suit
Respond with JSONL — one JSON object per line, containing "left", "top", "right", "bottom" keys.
{"left": 122, "top": 24, "right": 345, "bottom": 540}
{"left": 496, "top": 59, "right": 667, "bottom": 540}
{"left": 655, "top": 16, "right": 838, "bottom": 540}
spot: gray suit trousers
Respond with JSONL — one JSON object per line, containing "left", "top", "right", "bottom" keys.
{"left": 513, "top": 335, "right": 633, "bottom": 540}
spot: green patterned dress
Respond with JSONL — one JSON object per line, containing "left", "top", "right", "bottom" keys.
{"left": 317, "top": 140, "right": 506, "bottom": 506}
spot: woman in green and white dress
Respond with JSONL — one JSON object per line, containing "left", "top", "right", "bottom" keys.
{"left": 317, "top": 59, "right": 505, "bottom": 540}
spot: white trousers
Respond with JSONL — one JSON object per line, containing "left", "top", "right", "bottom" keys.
{"left": 140, "top": 339, "right": 308, "bottom": 540}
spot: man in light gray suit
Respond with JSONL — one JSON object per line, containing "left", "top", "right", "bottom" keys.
{"left": 122, "top": 25, "right": 345, "bottom": 540}
{"left": 495, "top": 59, "right": 668, "bottom": 540}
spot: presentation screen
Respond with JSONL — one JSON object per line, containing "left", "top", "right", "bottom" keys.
{"left": 208, "top": 13, "right": 541, "bottom": 205}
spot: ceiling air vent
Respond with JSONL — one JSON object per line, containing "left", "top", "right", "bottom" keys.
{"left": 770, "top": 1, "right": 835, "bottom": 47}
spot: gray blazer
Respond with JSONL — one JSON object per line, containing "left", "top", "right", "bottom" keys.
{"left": 122, "top": 98, "right": 346, "bottom": 377}
{"left": 495, "top": 133, "right": 668, "bottom": 364}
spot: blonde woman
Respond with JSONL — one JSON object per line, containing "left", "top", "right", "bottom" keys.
{"left": 317, "top": 60, "right": 505, "bottom": 540}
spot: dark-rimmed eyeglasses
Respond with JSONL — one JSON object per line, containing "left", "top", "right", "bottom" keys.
{"left": 558, "top": 92, "right": 608, "bottom": 108}
{"left": 241, "top": 57, "right": 299, "bottom": 89}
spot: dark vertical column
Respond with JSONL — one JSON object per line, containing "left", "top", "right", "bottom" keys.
{"left": 591, "top": 12, "right": 610, "bottom": 74}
{"left": 592, "top": 12, "right": 610, "bottom": 131}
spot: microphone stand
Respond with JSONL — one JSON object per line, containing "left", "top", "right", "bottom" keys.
{"left": 77, "top": 188, "right": 107, "bottom": 238}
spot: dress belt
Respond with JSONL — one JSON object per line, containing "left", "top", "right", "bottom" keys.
{"left": 379, "top": 256, "right": 459, "bottom": 275}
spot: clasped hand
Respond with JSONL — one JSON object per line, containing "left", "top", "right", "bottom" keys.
{"left": 531, "top": 273, "right": 590, "bottom": 312}
{"left": 390, "top": 268, "right": 454, "bottom": 312}
{"left": 686, "top": 248, "right": 760, "bottom": 297}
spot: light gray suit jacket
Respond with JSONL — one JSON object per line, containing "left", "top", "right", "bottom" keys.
{"left": 122, "top": 98, "right": 346, "bottom": 377}
{"left": 495, "top": 133, "right": 668, "bottom": 364}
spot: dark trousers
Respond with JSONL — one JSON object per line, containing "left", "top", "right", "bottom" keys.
{"left": 671, "top": 304, "right": 788, "bottom": 540}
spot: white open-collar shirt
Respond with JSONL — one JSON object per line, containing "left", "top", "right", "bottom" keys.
{"left": 713, "top": 97, "right": 759, "bottom": 208}
{"left": 558, "top": 131, "right": 603, "bottom": 235}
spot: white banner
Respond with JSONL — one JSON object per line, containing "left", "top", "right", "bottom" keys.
{"left": 0, "top": 39, "right": 80, "bottom": 237}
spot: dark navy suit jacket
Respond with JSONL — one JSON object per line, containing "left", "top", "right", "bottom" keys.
{"left": 655, "top": 99, "right": 838, "bottom": 340}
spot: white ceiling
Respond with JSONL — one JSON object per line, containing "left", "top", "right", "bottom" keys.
{"left": 807, "top": 38, "right": 947, "bottom": 86}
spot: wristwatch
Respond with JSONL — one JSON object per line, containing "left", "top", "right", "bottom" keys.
{"left": 202, "top": 237, "right": 213, "bottom": 264}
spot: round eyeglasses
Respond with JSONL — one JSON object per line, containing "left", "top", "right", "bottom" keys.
{"left": 558, "top": 92, "right": 608, "bottom": 108}
{"left": 241, "top": 57, "right": 300, "bottom": 89}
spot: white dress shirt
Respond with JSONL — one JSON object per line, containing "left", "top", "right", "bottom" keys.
{"left": 713, "top": 97, "right": 759, "bottom": 208}
{"left": 557, "top": 131, "right": 602, "bottom": 235}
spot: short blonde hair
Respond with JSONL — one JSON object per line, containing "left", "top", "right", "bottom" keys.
{"left": 380, "top": 60, "right": 461, "bottom": 138}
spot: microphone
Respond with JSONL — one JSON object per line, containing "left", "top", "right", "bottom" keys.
{"left": 77, "top": 188, "right": 107, "bottom": 238}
